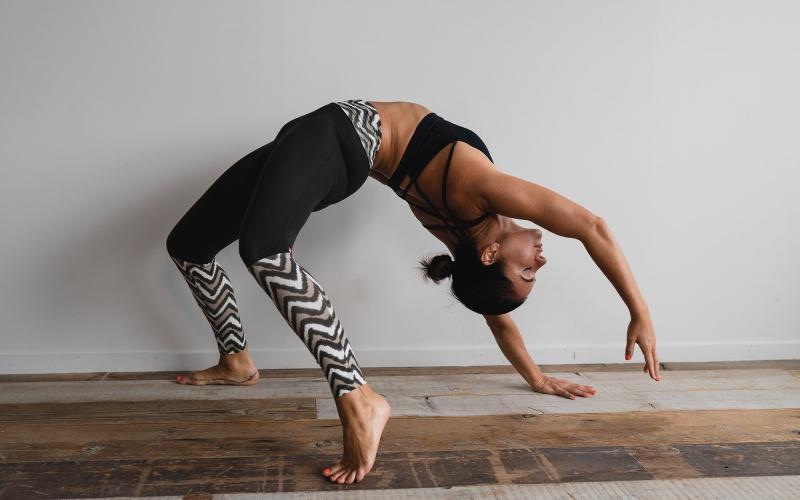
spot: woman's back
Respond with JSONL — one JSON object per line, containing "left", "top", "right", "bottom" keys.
{"left": 368, "top": 100, "right": 498, "bottom": 252}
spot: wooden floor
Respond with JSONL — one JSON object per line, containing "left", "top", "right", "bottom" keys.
{"left": 1, "top": 360, "right": 799, "bottom": 499}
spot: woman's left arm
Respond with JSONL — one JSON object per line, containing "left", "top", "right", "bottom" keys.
{"left": 474, "top": 168, "right": 661, "bottom": 381}
{"left": 585, "top": 218, "right": 660, "bottom": 380}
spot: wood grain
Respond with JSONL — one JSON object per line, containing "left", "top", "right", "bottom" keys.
{"left": 0, "top": 361, "right": 798, "bottom": 498}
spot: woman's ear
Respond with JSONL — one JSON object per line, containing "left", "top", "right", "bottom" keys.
{"left": 480, "top": 242, "right": 501, "bottom": 266}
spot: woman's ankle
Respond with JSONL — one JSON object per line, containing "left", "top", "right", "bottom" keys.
{"left": 337, "top": 384, "right": 381, "bottom": 412}
{"left": 219, "top": 349, "right": 255, "bottom": 369}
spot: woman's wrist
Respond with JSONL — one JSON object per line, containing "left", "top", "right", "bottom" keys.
{"left": 630, "top": 304, "right": 651, "bottom": 321}
{"left": 529, "top": 372, "right": 548, "bottom": 388}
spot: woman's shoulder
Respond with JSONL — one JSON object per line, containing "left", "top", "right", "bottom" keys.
{"left": 369, "top": 100, "right": 432, "bottom": 116}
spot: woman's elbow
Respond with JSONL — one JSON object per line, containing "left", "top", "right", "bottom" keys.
{"left": 582, "top": 214, "right": 610, "bottom": 241}
{"left": 574, "top": 213, "right": 605, "bottom": 242}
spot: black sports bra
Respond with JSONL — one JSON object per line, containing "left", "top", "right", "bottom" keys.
{"left": 387, "top": 112, "right": 494, "bottom": 242}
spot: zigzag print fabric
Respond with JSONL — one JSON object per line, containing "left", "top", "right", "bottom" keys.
{"left": 334, "top": 99, "right": 382, "bottom": 170}
{"left": 247, "top": 251, "right": 366, "bottom": 399}
{"left": 170, "top": 256, "right": 248, "bottom": 355}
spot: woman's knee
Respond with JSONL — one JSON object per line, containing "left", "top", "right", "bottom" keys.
{"left": 238, "top": 230, "right": 289, "bottom": 268}
{"left": 238, "top": 195, "right": 311, "bottom": 267}
{"left": 166, "top": 222, "right": 214, "bottom": 264}
{"left": 166, "top": 223, "right": 188, "bottom": 259}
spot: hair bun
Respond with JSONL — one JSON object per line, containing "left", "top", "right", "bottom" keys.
{"left": 419, "top": 253, "right": 454, "bottom": 284}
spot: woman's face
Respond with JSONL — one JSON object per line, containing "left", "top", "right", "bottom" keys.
{"left": 494, "top": 227, "right": 548, "bottom": 298}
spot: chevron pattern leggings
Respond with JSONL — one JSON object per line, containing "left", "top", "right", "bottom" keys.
{"left": 165, "top": 102, "right": 372, "bottom": 398}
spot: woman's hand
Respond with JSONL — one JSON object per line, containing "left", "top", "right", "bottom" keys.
{"left": 531, "top": 375, "right": 597, "bottom": 399}
{"left": 626, "top": 314, "right": 661, "bottom": 381}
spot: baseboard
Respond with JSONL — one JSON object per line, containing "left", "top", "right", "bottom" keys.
{"left": 1, "top": 341, "right": 798, "bottom": 374}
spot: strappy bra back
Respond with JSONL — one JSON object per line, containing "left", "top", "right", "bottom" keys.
{"left": 387, "top": 112, "right": 495, "bottom": 242}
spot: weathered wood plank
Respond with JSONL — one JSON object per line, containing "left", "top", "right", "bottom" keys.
{"left": 1, "top": 441, "right": 799, "bottom": 497}
{"left": 659, "top": 359, "right": 800, "bottom": 371}
{"left": 319, "top": 390, "right": 800, "bottom": 419}
{"left": 0, "top": 364, "right": 797, "bottom": 497}
{"left": 0, "top": 366, "right": 518, "bottom": 383}
{"left": 61, "top": 475, "right": 800, "bottom": 499}
{"left": 2, "top": 370, "right": 798, "bottom": 416}
{"left": 314, "top": 369, "right": 800, "bottom": 418}
{"left": 1, "top": 409, "right": 798, "bottom": 461}
{"left": 676, "top": 441, "right": 800, "bottom": 477}
{"left": 0, "top": 398, "right": 316, "bottom": 423}
{"left": 625, "top": 445, "right": 704, "bottom": 479}
{"left": 2, "top": 359, "right": 797, "bottom": 383}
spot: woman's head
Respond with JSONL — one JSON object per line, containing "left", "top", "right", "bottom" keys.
{"left": 418, "top": 227, "right": 547, "bottom": 315}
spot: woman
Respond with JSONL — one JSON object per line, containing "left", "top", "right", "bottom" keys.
{"left": 165, "top": 99, "right": 660, "bottom": 485}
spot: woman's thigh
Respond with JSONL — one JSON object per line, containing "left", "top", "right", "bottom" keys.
{"left": 237, "top": 115, "right": 349, "bottom": 266}
{"left": 166, "top": 140, "right": 276, "bottom": 263}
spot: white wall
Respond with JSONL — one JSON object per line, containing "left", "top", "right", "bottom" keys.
{"left": 1, "top": 0, "right": 797, "bottom": 374}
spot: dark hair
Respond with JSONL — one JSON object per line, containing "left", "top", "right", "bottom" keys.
{"left": 417, "top": 235, "right": 526, "bottom": 315}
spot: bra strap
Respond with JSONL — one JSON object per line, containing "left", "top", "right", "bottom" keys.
{"left": 407, "top": 142, "right": 470, "bottom": 242}
{"left": 441, "top": 142, "right": 470, "bottom": 241}
{"left": 441, "top": 141, "right": 457, "bottom": 217}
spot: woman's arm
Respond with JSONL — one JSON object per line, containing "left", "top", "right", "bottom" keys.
{"left": 484, "top": 313, "right": 596, "bottom": 398}
{"left": 474, "top": 169, "right": 660, "bottom": 380}
{"left": 484, "top": 313, "right": 545, "bottom": 387}
{"left": 475, "top": 170, "right": 648, "bottom": 314}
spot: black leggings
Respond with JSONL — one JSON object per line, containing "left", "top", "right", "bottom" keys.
{"left": 165, "top": 102, "right": 371, "bottom": 399}
{"left": 166, "top": 102, "right": 371, "bottom": 265}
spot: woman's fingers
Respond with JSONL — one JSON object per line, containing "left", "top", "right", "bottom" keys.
{"left": 560, "top": 381, "right": 596, "bottom": 398}
{"left": 570, "top": 386, "right": 595, "bottom": 397}
{"left": 642, "top": 346, "right": 661, "bottom": 381}
{"left": 652, "top": 349, "right": 661, "bottom": 380}
{"left": 544, "top": 377, "right": 597, "bottom": 399}
{"left": 572, "top": 383, "right": 595, "bottom": 394}
{"left": 638, "top": 340, "right": 652, "bottom": 379}
{"left": 647, "top": 353, "right": 654, "bottom": 377}
{"left": 656, "top": 355, "right": 661, "bottom": 373}
{"left": 650, "top": 344, "right": 661, "bottom": 380}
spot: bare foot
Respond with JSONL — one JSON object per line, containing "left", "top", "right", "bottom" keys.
{"left": 321, "top": 383, "right": 391, "bottom": 484}
{"left": 175, "top": 350, "right": 260, "bottom": 386}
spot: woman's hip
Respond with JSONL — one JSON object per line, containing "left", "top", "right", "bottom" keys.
{"left": 274, "top": 102, "right": 371, "bottom": 201}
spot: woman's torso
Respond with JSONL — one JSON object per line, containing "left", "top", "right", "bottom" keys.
{"left": 365, "top": 100, "right": 497, "bottom": 253}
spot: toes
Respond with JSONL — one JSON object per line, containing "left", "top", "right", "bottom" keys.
{"left": 334, "top": 468, "right": 351, "bottom": 484}
{"left": 330, "top": 466, "right": 348, "bottom": 482}
{"left": 323, "top": 462, "right": 343, "bottom": 478}
{"left": 326, "top": 463, "right": 372, "bottom": 483}
{"left": 177, "top": 374, "right": 205, "bottom": 385}
{"left": 324, "top": 454, "right": 379, "bottom": 484}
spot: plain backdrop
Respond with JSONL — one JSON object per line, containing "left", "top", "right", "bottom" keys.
{"left": 1, "top": 0, "right": 797, "bottom": 374}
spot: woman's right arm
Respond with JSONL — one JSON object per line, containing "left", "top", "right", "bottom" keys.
{"left": 484, "top": 312, "right": 545, "bottom": 388}
{"left": 484, "top": 313, "right": 597, "bottom": 399}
